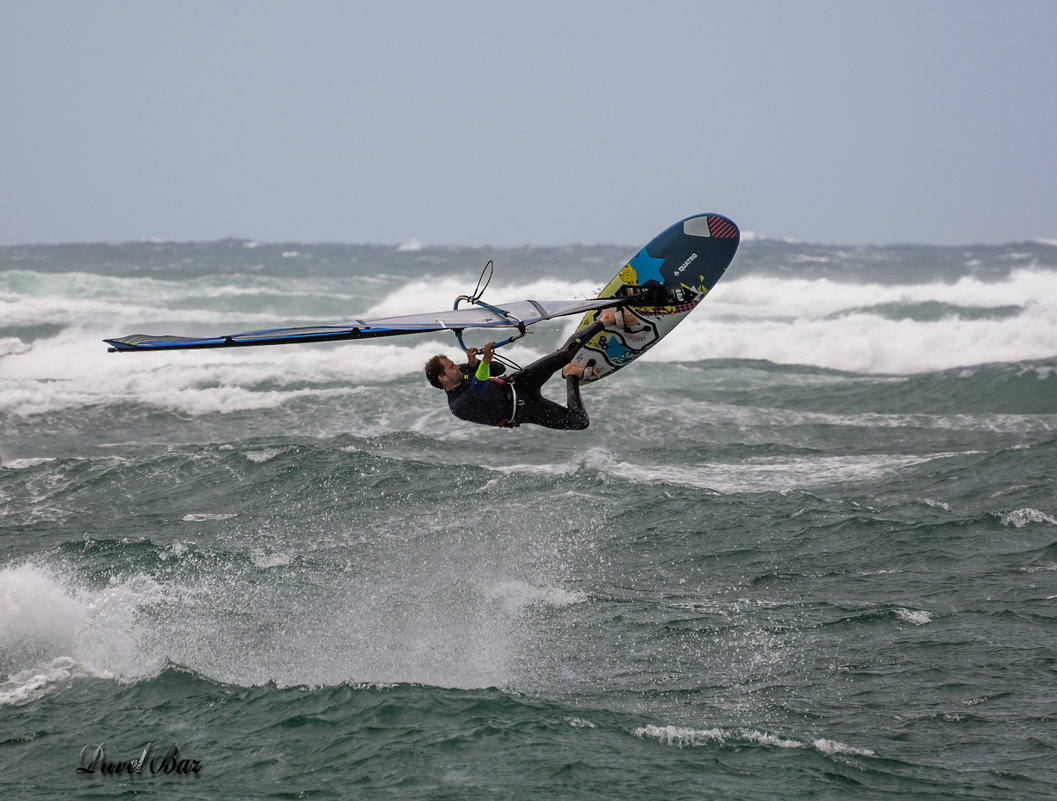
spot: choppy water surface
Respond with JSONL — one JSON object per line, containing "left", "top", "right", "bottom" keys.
{"left": 2, "top": 235, "right": 1056, "bottom": 799}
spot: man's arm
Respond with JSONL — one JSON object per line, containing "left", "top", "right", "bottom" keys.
{"left": 471, "top": 342, "right": 497, "bottom": 394}
{"left": 465, "top": 346, "right": 480, "bottom": 374}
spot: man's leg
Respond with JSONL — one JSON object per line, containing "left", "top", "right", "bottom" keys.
{"left": 509, "top": 312, "right": 614, "bottom": 430}
{"left": 516, "top": 375, "right": 590, "bottom": 430}
{"left": 515, "top": 315, "right": 610, "bottom": 392}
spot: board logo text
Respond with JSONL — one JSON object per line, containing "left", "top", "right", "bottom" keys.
{"left": 674, "top": 252, "right": 698, "bottom": 276}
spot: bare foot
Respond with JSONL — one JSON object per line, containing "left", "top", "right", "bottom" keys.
{"left": 562, "top": 363, "right": 585, "bottom": 379}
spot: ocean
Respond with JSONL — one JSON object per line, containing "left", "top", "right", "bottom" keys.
{"left": 2, "top": 228, "right": 1056, "bottom": 799}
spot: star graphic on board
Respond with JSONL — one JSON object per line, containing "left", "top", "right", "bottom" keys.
{"left": 628, "top": 248, "right": 666, "bottom": 285}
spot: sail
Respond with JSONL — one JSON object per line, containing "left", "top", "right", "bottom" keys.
{"left": 105, "top": 298, "right": 620, "bottom": 352}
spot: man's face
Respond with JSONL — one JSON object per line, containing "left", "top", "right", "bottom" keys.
{"left": 437, "top": 357, "right": 463, "bottom": 390}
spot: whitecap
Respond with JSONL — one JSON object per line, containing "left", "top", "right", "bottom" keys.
{"left": 0, "top": 563, "right": 168, "bottom": 695}
{"left": 577, "top": 449, "right": 969, "bottom": 495}
{"left": 895, "top": 608, "right": 932, "bottom": 625}
{"left": 919, "top": 498, "right": 952, "bottom": 512}
{"left": 243, "top": 448, "right": 285, "bottom": 463}
{"left": 633, "top": 725, "right": 875, "bottom": 758}
{"left": 650, "top": 267, "right": 1057, "bottom": 374}
{"left": 0, "top": 456, "right": 57, "bottom": 469}
{"left": 564, "top": 717, "right": 597, "bottom": 729}
{"left": 999, "top": 508, "right": 1057, "bottom": 528}
{"left": 633, "top": 725, "right": 801, "bottom": 750}
{"left": 633, "top": 724, "right": 728, "bottom": 748}
{"left": 0, "top": 657, "right": 107, "bottom": 706}
{"left": 813, "top": 738, "right": 876, "bottom": 757}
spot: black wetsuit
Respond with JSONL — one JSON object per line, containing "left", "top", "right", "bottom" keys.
{"left": 444, "top": 320, "right": 606, "bottom": 430}
{"left": 445, "top": 361, "right": 511, "bottom": 427}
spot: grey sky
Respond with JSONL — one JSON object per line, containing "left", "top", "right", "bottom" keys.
{"left": 2, "top": 0, "right": 1055, "bottom": 246}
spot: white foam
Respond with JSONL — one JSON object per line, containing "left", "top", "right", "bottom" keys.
{"left": 487, "top": 459, "right": 583, "bottom": 479}
{"left": 633, "top": 724, "right": 875, "bottom": 758}
{"left": 919, "top": 498, "right": 952, "bottom": 512}
{"left": 485, "top": 446, "right": 982, "bottom": 494}
{"left": 0, "top": 657, "right": 104, "bottom": 706}
{"left": 242, "top": 448, "right": 287, "bottom": 463}
{"left": 812, "top": 738, "right": 877, "bottom": 757}
{"left": 710, "top": 268, "right": 1057, "bottom": 318}
{"left": 580, "top": 449, "right": 967, "bottom": 494}
{"left": 4, "top": 263, "right": 1055, "bottom": 425}
{"left": 249, "top": 550, "right": 294, "bottom": 569}
{"left": 0, "top": 563, "right": 90, "bottom": 645}
{"left": 483, "top": 580, "right": 585, "bottom": 615}
{"left": 1019, "top": 564, "right": 1057, "bottom": 574}
{"left": 894, "top": 608, "right": 932, "bottom": 625}
{"left": 0, "top": 335, "right": 26, "bottom": 358}
{"left": 655, "top": 267, "right": 1057, "bottom": 373}
{"left": 0, "top": 540, "right": 584, "bottom": 693}
{"left": 998, "top": 508, "right": 1057, "bottom": 528}
{"left": 0, "top": 270, "right": 350, "bottom": 327}
{"left": 361, "top": 276, "right": 598, "bottom": 317}
{"left": 564, "top": 717, "right": 597, "bottom": 729}
{"left": 3, "top": 264, "right": 598, "bottom": 418}
{"left": 634, "top": 725, "right": 729, "bottom": 748}
{"left": 0, "top": 321, "right": 441, "bottom": 417}
{"left": 0, "top": 563, "right": 168, "bottom": 701}
{"left": 655, "top": 315, "right": 1057, "bottom": 376}
{"left": 0, "top": 456, "right": 56, "bottom": 469}
{"left": 633, "top": 725, "right": 801, "bottom": 751}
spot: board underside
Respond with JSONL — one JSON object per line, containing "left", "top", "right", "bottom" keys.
{"left": 569, "top": 213, "right": 740, "bottom": 383}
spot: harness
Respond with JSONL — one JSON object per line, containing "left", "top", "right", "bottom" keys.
{"left": 492, "top": 376, "right": 522, "bottom": 428}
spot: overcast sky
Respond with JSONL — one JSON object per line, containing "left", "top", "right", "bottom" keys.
{"left": 2, "top": 0, "right": 1055, "bottom": 247}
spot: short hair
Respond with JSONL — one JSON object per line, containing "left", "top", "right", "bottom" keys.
{"left": 424, "top": 355, "right": 449, "bottom": 389}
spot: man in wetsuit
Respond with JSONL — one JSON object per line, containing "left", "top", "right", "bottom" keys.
{"left": 424, "top": 308, "right": 618, "bottom": 430}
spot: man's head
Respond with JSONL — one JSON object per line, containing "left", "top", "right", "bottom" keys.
{"left": 424, "top": 355, "right": 462, "bottom": 390}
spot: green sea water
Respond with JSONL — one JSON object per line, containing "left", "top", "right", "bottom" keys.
{"left": 2, "top": 235, "right": 1056, "bottom": 799}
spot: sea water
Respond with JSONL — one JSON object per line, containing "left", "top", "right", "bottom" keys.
{"left": 1, "top": 233, "right": 1056, "bottom": 799}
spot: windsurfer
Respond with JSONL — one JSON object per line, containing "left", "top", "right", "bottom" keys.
{"left": 424, "top": 308, "right": 619, "bottom": 430}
